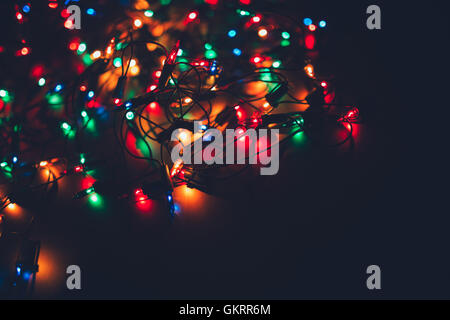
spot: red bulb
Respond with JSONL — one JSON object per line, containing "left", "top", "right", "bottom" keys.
{"left": 74, "top": 165, "right": 83, "bottom": 173}
{"left": 251, "top": 56, "right": 262, "bottom": 64}
{"left": 308, "top": 24, "right": 316, "bottom": 32}
{"left": 252, "top": 15, "right": 261, "bottom": 23}
{"left": 20, "top": 47, "right": 30, "bottom": 56}
{"left": 320, "top": 81, "right": 327, "bottom": 88}
{"left": 48, "top": 1, "right": 58, "bottom": 9}
{"left": 187, "top": 11, "right": 198, "bottom": 21}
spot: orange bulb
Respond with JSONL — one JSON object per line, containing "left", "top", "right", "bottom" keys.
{"left": 134, "top": 19, "right": 143, "bottom": 28}
{"left": 258, "top": 28, "right": 268, "bottom": 38}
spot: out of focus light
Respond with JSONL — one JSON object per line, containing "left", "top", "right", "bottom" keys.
{"left": 303, "top": 18, "right": 312, "bottom": 26}
{"left": 134, "top": 19, "right": 143, "bottom": 28}
{"left": 228, "top": 29, "right": 237, "bottom": 38}
{"left": 258, "top": 28, "right": 268, "bottom": 38}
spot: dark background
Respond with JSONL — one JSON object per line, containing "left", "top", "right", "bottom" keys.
{"left": 0, "top": 0, "right": 448, "bottom": 299}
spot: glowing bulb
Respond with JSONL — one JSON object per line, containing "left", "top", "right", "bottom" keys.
{"left": 251, "top": 56, "right": 262, "bottom": 64}
{"left": 303, "top": 18, "right": 312, "bottom": 26}
{"left": 188, "top": 11, "right": 198, "bottom": 20}
{"left": 38, "top": 78, "right": 46, "bottom": 86}
{"left": 39, "top": 161, "right": 48, "bottom": 167}
{"left": 272, "top": 60, "right": 281, "bottom": 68}
{"left": 134, "top": 19, "right": 143, "bottom": 28}
{"left": 252, "top": 15, "right": 261, "bottom": 23}
{"left": 91, "top": 50, "right": 101, "bottom": 59}
{"left": 86, "top": 8, "right": 96, "bottom": 16}
{"left": 281, "top": 31, "right": 290, "bottom": 39}
{"left": 126, "top": 111, "right": 135, "bottom": 120}
{"left": 233, "top": 48, "right": 242, "bottom": 56}
{"left": 21, "top": 47, "right": 30, "bottom": 55}
{"left": 144, "top": 10, "right": 154, "bottom": 17}
{"left": 113, "top": 57, "right": 122, "bottom": 67}
{"left": 309, "top": 24, "right": 316, "bottom": 32}
{"left": 77, "top": 43, "right": 87, "bottom": 54}
{"left": 258, "top": 28, "right": 268, "bottom": 38}
{"left": 228, "top": 30, "right": 237, "bottom": 38}
{"left": 130, "top": 66, "right": 140, "bottom": 75}
{"left": 319, "top": 20, "right": 326, "bottom": 28}
{"left": 304, "top": 64, "right": 315, "bottom": 78}
{"left": 184, "top": 97, "right": 192, "bottom": 104}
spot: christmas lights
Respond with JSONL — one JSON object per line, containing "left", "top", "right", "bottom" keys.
{"left": 0, "top": 0, "right": 361, "bottom": 223}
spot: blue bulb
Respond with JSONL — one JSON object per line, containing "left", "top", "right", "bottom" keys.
{"left": 88, "top": 91, "right": 94, "bottom": 98}
{"left": 86, "top": 8, "right": 96, "bottom": 16}
{"left": 23, "top": 5, "right": 30, "bottom": 13}
{"left": 303, "top": 18, "right": 312, "bottom": 26}
{"left": 55, "top": 84, "right": 63, "bottom": 92}
{"left": 16, "top": 267, "right": 21, "bottom": 275}
{"left": 167, "top": 195, "right": 172, "bottom": 201}
{"left": 200, "top": 124, "right": 207, "bottom": 131}
{"left": 319, "top": 20, "right": 326, "bottom": 28}
{"left": 12, "top": 156, "right": 18, "bottom": 164}
{"left": 233, "top": 48, "right": 242, "bottom": 56}
{"left": 125, "top": 101, "right": 132, "bottom": 108}
{"left": 228, "top": 30, "right": 237, "bottom": 38}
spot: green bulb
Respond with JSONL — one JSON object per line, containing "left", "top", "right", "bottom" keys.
{"left": 204, "top": 43, "right": 212, "bottom": 50}
{"left": 81, "top": 111, "right": 88, "bottom": 118}
{"left": 61, "top": 122, "right": 71, "bottom": 131}
{"left": 205, "top": 49, "right": 217, "bottom": 59}
{"left": 126, "top": 111, "right": 135, "bottom": 120}
{"left": 77, "top": 43, "right": 87, "bottom": 54}
{"left": 281, "top": 39, "right": 290, "bottom": 47}
{"left": 38, "top": 78, "right": 46, "bottom": 86}
{"left": 144, "top": 10, "right": 154, "bottom": 17}
{"left": 272, "top": 60, "right": 282, "bottom": 68}
{"left": 113, "top": 57, "right": 122, "bottom": 67}
{"left": 0, "top": 89, "right": 8, "bottom": 98}
{"left": 281, "top": 32, "right": 290, "bottom": 39}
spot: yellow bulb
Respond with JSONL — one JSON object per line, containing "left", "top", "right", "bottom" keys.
{"left": 184, "top": 97, "right": 192, "bottom": 104}
{"left": 134, "top": 19, "right": 143, "bottom": 28}
{"left": 39, "top": 161, "right": 48, "bottom": 167}
{"left": 7, "top": 203, "right": 16, "bottom": 210}
{"left": 91, "top": 50, "right": 101, "bottom": 59}
{"left": 129, "top": 59, "right": 137, "bottom": 67}
{"left": 258, "top": 28, "right": 268, "bottom": 38}
{"left": 263, "top": 102, "right": 270, "bottom": 109}
{"left": 130, "top": 65, "right": 140, "bottom": 76}
{"left": 304, "top": 64, "right": 315, "bottom": 78}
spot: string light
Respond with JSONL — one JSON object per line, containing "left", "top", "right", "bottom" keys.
{"left": 0, "top": 1, "right": 360, "bottom": 224}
